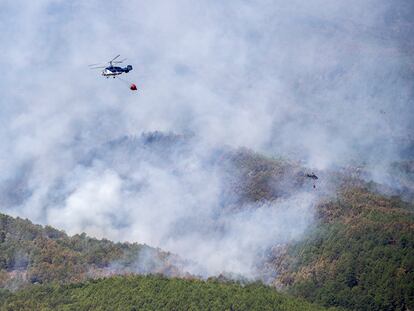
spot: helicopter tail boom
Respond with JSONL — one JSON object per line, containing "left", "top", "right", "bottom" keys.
{"left": 124, "top": 65, "right": 133, "bottom": 73}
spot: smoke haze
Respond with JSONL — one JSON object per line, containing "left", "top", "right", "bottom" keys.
{"left": 1, "top": 0, "right": 413, "bottom": 278}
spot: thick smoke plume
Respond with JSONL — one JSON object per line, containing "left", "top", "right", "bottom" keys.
{"left": 1, "top": 1, "right": 413, "bottom": 278}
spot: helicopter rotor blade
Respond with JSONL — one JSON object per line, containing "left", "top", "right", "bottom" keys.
{"left": 109, "top": 54, "right": 121, "bottom": 63}
{"left": 113, "top": 58, "right": 127, "bottom": 64}
{"left": 89, "top": 66, "right": 106, "bottom": 69}
{"left": 88, "top": 63, "right": 104, "bottom": 67}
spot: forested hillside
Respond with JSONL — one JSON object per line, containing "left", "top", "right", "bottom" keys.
{"left": 1, "top": 147, "right": 413, "bottom": 310}
{"left": 215, "top": 149, "right": 414, "bottom": 310}
{"left": 0, "top": 213, "right": 180, "bottom": 290}
{"left": 0, "top": 275, "right": 337, "bottom": 311}
{"left": 273, "top": 186, "right": 414, "bottom": 310}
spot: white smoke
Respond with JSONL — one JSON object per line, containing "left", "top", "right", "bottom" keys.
{"left": 0, "top": 0, "right": 413, "bottom": 278}
{"left": 41, "top": 140, "right": 317, "bottom": 277}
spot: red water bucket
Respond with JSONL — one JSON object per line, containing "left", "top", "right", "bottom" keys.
{"left": 130, "top": 83, "right": 137, "bottom": 91}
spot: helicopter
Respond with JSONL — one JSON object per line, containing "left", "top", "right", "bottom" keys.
{"left": 89, "top": 55, "right": 137, "bottom": 91}
{"left": 88, "top": 55, "right": 133, "bottom": 78}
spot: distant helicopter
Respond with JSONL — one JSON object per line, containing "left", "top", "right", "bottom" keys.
{"left": 89, "top": 54, "right": 133, "bottom": 78}
{"left": 89, "top": 55, "right": 137, "bottom": 90}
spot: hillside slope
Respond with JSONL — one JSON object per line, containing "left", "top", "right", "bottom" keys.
{"left": 218, "top": 150, "right": 414, "bottom": 310}
{"left": 1, "top": 141, "right": 413, "bottom": 310}
{"left": 0, "top": 213, "right": 180, "bottom": 290}
{"left": 0, "top": 275, "right": 338, "bottom": 311}
{"left": 272, "top": 186, "right": 414, "bottom": 310}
